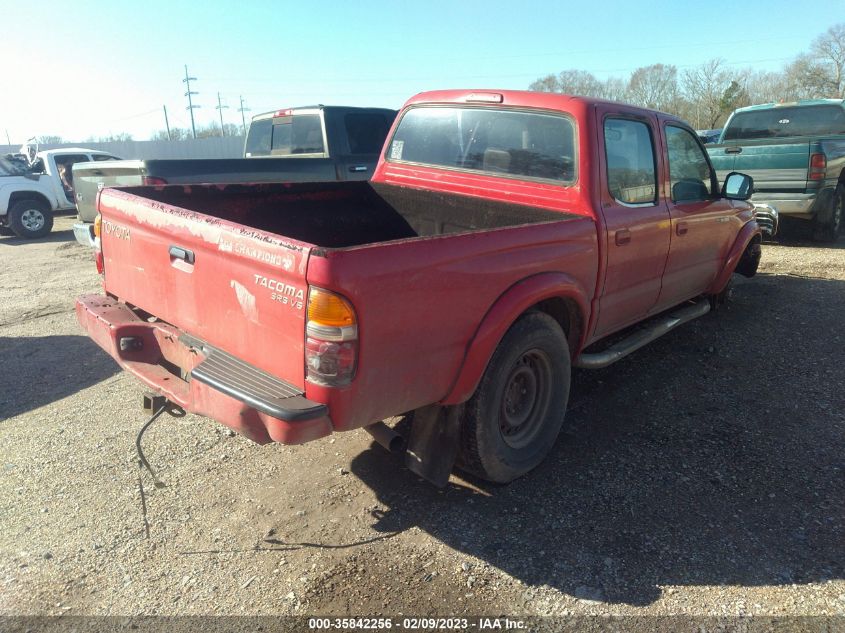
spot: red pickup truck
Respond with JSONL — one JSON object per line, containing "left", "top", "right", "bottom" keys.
{"left": 77, "top": 90, "right": 761, "bottom": 486}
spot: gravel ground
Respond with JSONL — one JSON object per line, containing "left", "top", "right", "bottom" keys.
{"left": 0, "top": 216, "right": 843, "bottom": 624}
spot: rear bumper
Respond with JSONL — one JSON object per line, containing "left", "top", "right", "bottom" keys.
{"left": 73, "top": 222, "right": 96, "bottom": 247}
{"left": 750, "top": 193, "right": 816, "bottom": 218}
{"left": 75, "top": 294, "right": 333, "bottom": 445}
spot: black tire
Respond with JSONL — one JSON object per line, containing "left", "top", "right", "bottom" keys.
{"left": 458, "top": 311, "right": 571, "bottom": 483}
{"left": 812, "top": 184, "right": 844, "bottom": 243}
{"left": 709, "top": 277, "right": 733, "bottom": 310}
{"left": 8, "top": 199, "right": 53, "bottom": 239}
{"left": 0, "top": 226, "right": 14, "bottom": 236}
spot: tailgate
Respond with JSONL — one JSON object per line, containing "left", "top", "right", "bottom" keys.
{"left": 731, "top": 140, "right": 811, "bottom": 192}
{"left": 73, "top": 160, "right": 143, "bottom": 222}
{"left": 98, "top": 188, "right": 311, "bottom": 388}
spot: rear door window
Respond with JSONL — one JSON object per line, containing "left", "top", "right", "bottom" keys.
{"left": 604, "top": 118, "right": 657, "bottom": 205}
{"left": 345, "top": 112, "right": 392, "bottom": 154}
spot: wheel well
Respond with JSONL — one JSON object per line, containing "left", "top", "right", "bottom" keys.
{"left": 8, "top": 191, "right": 52, "bottom": 211}
{"left": 533, "top": 296, "right": 583, "bottom": 356}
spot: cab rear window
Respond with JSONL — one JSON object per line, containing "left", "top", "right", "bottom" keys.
{"left": 723, "top": 105, "right": 845, "bottom": 140}
{"left": 245, "top": 114, "right": 326, "bottom": 156}
{"left": 387, "top": 106, "right": 576, "bottom": 183}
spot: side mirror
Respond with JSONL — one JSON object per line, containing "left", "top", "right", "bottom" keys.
{"left": 722, "top": 172, "right": 753, "bottom": 200}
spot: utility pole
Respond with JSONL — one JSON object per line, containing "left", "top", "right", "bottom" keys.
{"left": 215, "top": 92, "right": 229, "bottom": 137}
{"left": 162, "top": 105, "right": 172, "bottom": 140}
{"left": 182, "top": 65, "right": 200, "bottom": 139}
{"left": 237, "top": 95, "right": 250, "bottom": 136}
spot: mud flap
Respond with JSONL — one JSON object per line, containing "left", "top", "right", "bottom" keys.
{"left": 404, "top": 404, "right": 463, "bottom": 488}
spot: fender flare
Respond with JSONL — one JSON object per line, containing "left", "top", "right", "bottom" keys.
{"left": 708, "top": 220, "right": 762, "bottom": 295}
{"left": 440, "top": 272, "right": 589, "bottom": 405}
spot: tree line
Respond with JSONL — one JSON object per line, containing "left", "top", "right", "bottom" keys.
{"left": 32, "top": 122, "right": 244, "bottom": 145}
{"left": 528, "top": 23, "right": 845, "bottom": 129}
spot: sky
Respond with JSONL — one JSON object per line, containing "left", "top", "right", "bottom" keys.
{"left": 1, "top": 0, "right": 841, "bottom": 143}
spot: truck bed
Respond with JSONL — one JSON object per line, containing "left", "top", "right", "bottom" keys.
{"left": 118, "top": 181, "right": 570, "bottom": 248}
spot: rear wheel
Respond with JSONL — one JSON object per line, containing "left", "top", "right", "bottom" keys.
{"left": 812, "top": 184, "right": 843, "bottom": 243}
{"left": 458, "top": 312, "right": 570, "bottom": 483}
{"left": 8, "top": 199, "right": 53, "bottom": 239}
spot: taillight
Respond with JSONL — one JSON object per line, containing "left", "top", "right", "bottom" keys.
{"left": 305, "top": 287, "right": 357, "bottom": 387}
{"left": 809, "top": 153, "right": 826, "bottom": 181}
{"left": 141, "top": 176, "right": 168, "bottom": 185}
{"left": 93, "top": 213, "right": 104, "bottom": 274}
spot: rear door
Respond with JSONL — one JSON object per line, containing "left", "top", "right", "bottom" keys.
{"left": 332, "top": 110, "right": 395, "bottom": 180}
{"left": 593, "top": 108, "right": 671, "bottom": 339}
{"left": 99, "top": 189, "right": 312, "bottom": 387}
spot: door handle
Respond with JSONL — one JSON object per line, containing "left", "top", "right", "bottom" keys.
{"left": 615, "top": 228, "right": 631, "bottom": 245}
{"left": 348, "top": 165, "right": 368, "bottom": 173}
{"left": 676, "top": 222, "right": 689, "bottom": 236}
{"left": 724, "top": 147, "right": 742, "bottom": 154}
{"left": 169, "top": 245, "right": 195, "bottom": 264}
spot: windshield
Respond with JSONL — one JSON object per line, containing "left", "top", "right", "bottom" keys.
{"left": 244, "top": 114, "right": 325, "bottom": 157}
{"left": 387, "top": 106, "right": 576, "bottom": 183}
{"left": 723, "top": 104, "right": 845, "bottom": 140}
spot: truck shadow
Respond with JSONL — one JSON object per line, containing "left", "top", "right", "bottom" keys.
{"left": 0, "top": 229, "right": 74, "bottom": 246}
{"left": 771, "top": 219, "right": 845, "bottom": 249}
{"left": 0, "top": 335, "right": 119, "bottom": 420}
{"left": 349, "top": 272, "right": 844, "bottom": 606}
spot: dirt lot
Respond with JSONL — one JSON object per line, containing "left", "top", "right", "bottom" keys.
{"left": 1, "top": 216, "right": 843, "bottom": 624}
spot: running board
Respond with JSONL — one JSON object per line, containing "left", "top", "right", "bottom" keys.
{"left": 574, "top": 300, "right": 711, "bottom": 370}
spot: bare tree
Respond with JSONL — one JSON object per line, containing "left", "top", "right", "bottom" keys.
{"left": 811, "top": 23, "right": 845, "bottom": 97}
{"left": 682, "top": 59, "right": 735, "bottom": 128}
{"left": 784, "top": 54, "right": 835, "bottom": 99}
{"left": 529, "top": 69, "right": 608, "bottom": 98}
{"left": 627, "top": 64, "right": 679, "bottom": 112}
{"left": 151, "top": 127, "right": 192, "bottom": 141}
{"left": 529, "top": 74, "right": 561, "bottom": 93}
{"left": 741, "top": 70, "right": 791, "bottom": 105}
{"left": 37, "top": 135, "right": 64, "bottom": 144}
{"left": 150, "top": 122, "right": 242, "bottom": 141}
{"left": 88, "top": 133, "right": 133, "bottom": 142}
{"left": 555, "top": 70, "right": 606, "bottom": 97}
{"left": 601, "top": 77, "right": 628, "bottom": 103}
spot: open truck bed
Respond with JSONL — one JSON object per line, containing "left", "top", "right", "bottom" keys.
{"left": 81, "top": 180, "right": 596, "bottom": 447}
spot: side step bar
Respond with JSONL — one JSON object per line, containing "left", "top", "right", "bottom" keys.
{"left": 574, "top": 300, "right": 711, "bottom": 370}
